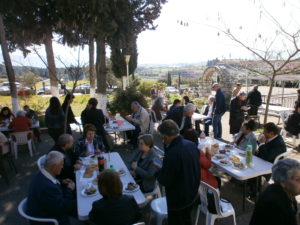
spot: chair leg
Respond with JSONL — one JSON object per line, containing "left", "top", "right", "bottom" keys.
{"left": 28, "top": 141, "right": 33, "bottom": 157}
{"left": 13, "top": 143, "right": 18, "bottom": 160}
{"left": 232, "top": 212, "right": 236, "bottom": 225}
{"left": 194, "top": 205, "right": 200, "bottom": 225}
{"left": 206, "top": 213, "right": 216, "bottom": 225}
{"left": 156, "top": 214, "right": 165, "bottom": 225}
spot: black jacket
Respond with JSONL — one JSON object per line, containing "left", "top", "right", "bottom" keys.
{"left": 213, "top": 89, "right": 226, "bottom": 115}
{"left": 62, "top": 102, "right": 77, "bottom": 125}
{"left": 250, "top": 183, "right": 297, "bottom": 225}
{"left": 164, "top": 106, "right": 192, "bottom": 134}
{"left": 81, "top": 107, "right": 107, "bottom": 137}
{"left": 247, "top": 89, "right": 262, "bottom": 107}
{"left": 229, "top": 97, "right": 246, "bottom": 134}
{"left": 89, "top": 195, "right": 140, "bottom": 225}
{"left": 157, "top": 136, "right": 200, "bottom": 211}
{"left": 285, "top": 111, "right": 300, "bottom": 136}
{"left": 256, "top": 135, "right": 286, "bottom": 163}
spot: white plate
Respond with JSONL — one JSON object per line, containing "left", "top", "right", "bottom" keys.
{"left": 81, "top": 187, "right": 98, "bottom": 197}
{"left": 213, "top": 154, "right": 227, "bottom": 161}
{"left": 123, "top": 184, "right": 140, "bottom": 193}
{"left": 117, "top": 169, "right": 126, "bottom": 177}
{"left": 218, "top": 160, "right": 232, "bottom": 166}
{"left": 232, "top": 162, "right": 246, "bottom": 170}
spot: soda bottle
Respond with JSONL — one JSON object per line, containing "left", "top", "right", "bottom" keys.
{"left": 98, "top": 155, "right": 105, "bottom": 172}
{"left": 245, "top": 143, "right": 253, "bottom": 168}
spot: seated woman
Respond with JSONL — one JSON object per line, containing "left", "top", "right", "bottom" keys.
{"left": 9, "top": 110, "right": 31, "bottom": 132}
{"left": 89, "top": 170, "right": 141, "bottom": 225}
{"left": 183, "top": 129, "right": 219, "bottom": 189}
{"left": 0, "top": 107, "right": 14, "bottom": 125}
{"left": 233, "top": 120, "right": 257, "bottom": 152}
{"left": 75, "top": 124, "right": 106, "bottom": 157}
{"left": 128, "top": 134, "right": 160, "bottom": 193}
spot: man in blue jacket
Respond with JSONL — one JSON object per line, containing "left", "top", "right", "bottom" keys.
{"left": 26, "top": 151, "right": 76, "bottom": 225}
{"left": 157, "top": 120, "right": 200, "bottom": 225}
{"left": 212, "top": 83, "right": 226, "bottom": 138}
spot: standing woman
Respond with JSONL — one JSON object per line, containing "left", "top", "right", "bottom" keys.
{"left": 45, "top": 97, "right": 65, "bottom": 142}
{"left": 62, "top": 94, "right": 78, "bottom": 134}
{"left": 229, "top": 92, "right": 248, "bottom": 135}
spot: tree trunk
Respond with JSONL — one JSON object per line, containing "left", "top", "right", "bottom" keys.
{"left": 44, "top": 32, "right": 59, "bottom": 97}
{"left": 263, "top": 73, "right": 276, "bottom": 124}
{"left": 95, "top": 36, "right": 107, "bottom": 114}
{"left": 89, "top": 39, "right": 96, "bottom": 97}
{"left": 0, "top": 14, "right": 19, "bottom": 113}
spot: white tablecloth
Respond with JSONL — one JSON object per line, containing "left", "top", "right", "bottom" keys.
{"left": 260, "top": 104, "right": 294, "bottom": 113}
{"left": 201, "top": 138, "right": 273, "bottom": 181}
{"left": 76, "top": 152, "right": 147, "bottom": 221}
{"left": 0, "top": 121, "right": 40, "bottom": 132}
{"left": 192, "top": 113, "right": 207, "bottom": 121}
{"left": 105, "top": 118, "right": 135, "bottom": 133}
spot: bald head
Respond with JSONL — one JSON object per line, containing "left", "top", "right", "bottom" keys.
{"left": 57, "top": 134, "right": 74, "bottom": 150}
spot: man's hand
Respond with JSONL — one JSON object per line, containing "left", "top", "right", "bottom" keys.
{"left": 85, "top": 151, "right": 92, "bottom": 157}
{"left": 258, "top": 134, "right": 266, "bottom": 144}
{"left": 67, "top": 181, "right": 75, "bottom": 190}
{"left": 131, "top": 161, "right": 137, "bottom": 170}
{"left": 74, "top": 163, "right": 82, "bottom": 171}
{"left": 125, "top": 115, "right": 132, "bottom": 122}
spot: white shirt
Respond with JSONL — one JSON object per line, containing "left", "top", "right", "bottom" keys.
{"left": 41, "top": 168, "right": 60, "bottom": 185}
{"left": 259, "top": 135, "right": 278, "bottom": 147}
{"left": 207, "top": 104, "right": 213, "bottom": 118}
{"left": 86, "top": 139, "right": 95, "bottom": 155}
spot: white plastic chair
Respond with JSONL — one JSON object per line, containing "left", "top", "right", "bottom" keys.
{"left": 273, "top": 148, "right": 292, "bottom": 164}
{"left": 150, "top": 197, "right": 168, "bottom": 225}
{"left": 18, "top": 198, "right": 59, "bottom": 225}
{"left": 195, "top": 181, "right": 236, "bottom": 225}
{"left": 37, "top": 154, "right": 46, "bottom": 171}
{"left": 10, "top": 131, "right": 35, "bottom": 159}
{"left": 144, "top": 181, "right": 162, "bottom": 199}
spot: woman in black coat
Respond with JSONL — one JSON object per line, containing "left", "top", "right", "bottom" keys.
{"left": 285, "top": 103, "right": 300, "bottom": 136}
{"left": 229, "top": 92, "right": 248, "bottom": 135}
{"left": 89, "top": 170, "right": 141, "bottom": 225}
{"left": 62, "top": 94, "right": 78, "bottom": 135}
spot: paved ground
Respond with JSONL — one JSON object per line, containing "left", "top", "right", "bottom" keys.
{"left": 0, "top": 112, "right": 299, "bottom": 225}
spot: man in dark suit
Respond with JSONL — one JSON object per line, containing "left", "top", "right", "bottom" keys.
{"left": 164, "top": 103, "right": 196, "bottom": 135}
{"left": 212, "top": 83, "right": 226, "bottom": 138}
{"left": 256, "top": 122, "right": 286, "bottom": 163}
{"left": 81, "top": 98, "right": 109, "bottom": 150}
{"left": 157, "top": 120, "right": 200, "bottom": 225}
{"left": 250, "top": 159, "right": 300, "bottom": 225}
{"left": 26, "top": 151, "right": 76, "bottom": 225}
{"left": 247, "top": 85, "right": 262, "bottom": 116}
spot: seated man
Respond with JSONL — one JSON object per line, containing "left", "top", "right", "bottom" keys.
{"left": 50, "top": 134, "right": 82, "bottom": 181}
{"left": 164, "top": 103, "right": 196, "bottom": 135}
{"left": 285, "top": 103, "right": 300, "bottom": 137}
{"left": 75, "top": 124, "right": 106, "bottom": 157}
{"left": 26, "top": 151, "right": 76, "bottom": 225}
{"left": 195, "top": 96, "right": 215, "bottom": 136}
{"left": 23, "top": 105, "right": 41, "bottom": 142}
{"left": 125, "top": 101, "right": 150, "bottom": 148}
{"left": 9, "top": 110, "right": 31, "bottom": 132}
{"left": 256, "top": 122, "right": 286, "bottom": 163}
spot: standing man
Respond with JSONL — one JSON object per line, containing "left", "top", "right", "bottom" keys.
{"left": 247, "top": 85, "right": 262, "bottom": 116}
{"left": 150, "top": 84, "right": 158, "bottom": 102}
{"left": 157, "top": 120, "right": 200, "bottom": 225}
{"left": 212, "top": 83, "right": 226, "bottom": 138}
{"left": 232, "top": 83, "right": 242, "bottom": 98}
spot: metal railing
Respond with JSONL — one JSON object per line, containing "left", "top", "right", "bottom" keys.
{"left": 261, "top": 94, "right": 297, "bottom": 108}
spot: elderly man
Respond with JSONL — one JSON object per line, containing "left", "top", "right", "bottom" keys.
{"left": 250, "top": 158, "right": 300, "bottom": 225}
{"left": 50, "top": 134, "right": 82, "bottom": 181}
{"left": 24, "top": 105, "right": 41, "bottom": 142}
{"left": 212, "top": 83, "right": 226, "bottom": 138}
{"left": 247, "top": 85, "right": 262, "bottom": 116}
{"left": 26, "top": 151, "right": 76, "bottom": 225}
{"left": 125, "top": 101, "right": 150, "bottom": 147}
{"left": 164, "top": 103, "right": 196, "bottom": 135}
{"left": 157, "top": 120, "right": 200, "bottom": 225}
{"left": 256, "top": 122, "right": 286, "bottom": 163}
{"left": 9, "top": 110, "right": 31, "bottom": 132}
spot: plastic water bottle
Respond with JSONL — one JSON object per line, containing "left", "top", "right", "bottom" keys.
{"left": 109, "top": 165, "right": 115, "bottom": 171}
{"left": 246, "top": 143, "right": 253, "bottom": 168}
{"left": 200, "top": 131, "right": 206, "bottom": 139}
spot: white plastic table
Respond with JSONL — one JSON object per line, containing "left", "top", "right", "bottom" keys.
{"left": 0, "top": 120, "right": 40, "bottom": 132}
{"left": 192, "top": 113, "right": 207, "bottom": 121}
{"left": 75, "top": 152, "right": 147, "bottom": 221}
{"left": 104, "top": 118, "right": 135, "bottom": 133}
{"left": 260, "top": 104, "right": 294, "bottom": 114}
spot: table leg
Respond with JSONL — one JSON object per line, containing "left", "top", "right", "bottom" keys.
{"left": 243, "top": 180, "right": 247, "bottom": 211}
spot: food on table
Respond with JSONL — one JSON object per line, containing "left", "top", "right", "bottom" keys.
{"left": 219, "top": 160, "right": 230, "bottom": 165}
{"left": 219, "top": 149, "right": 226, "bottom": 154}
{"left": 83, "top": 167, "right": 94, "bottom": 178}
{"left": 125, "top": 182, "right": 138, "bottom": 191}
{"left": 229, "top": 156, "right": 240, "bottom": 163}
{"left": 233, "top": 162, "right": 245, "bottom": 170}
{"left": 89, "top": 164, "right": 99, "bottom": 171}
{"left": 91, "top": 155, "right": 97, "bottom": 159}
{"left": 84, "top": 186, "right": 97, "bottom": 195}
{"left": 214, "top": 154, "right": 226, "bottom": 160}
{"left": 209, "top": 143, "right": 219, "bottom": 155}
{"left": 117, "top": 168, "right": 126, "bottom": 175}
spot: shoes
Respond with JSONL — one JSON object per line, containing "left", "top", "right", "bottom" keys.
{"left": 246, "top": 193, "right": 256, "bottom": 202}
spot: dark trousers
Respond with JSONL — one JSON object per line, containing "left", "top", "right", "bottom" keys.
{"left": 195, "top": 118, "right": 212, "bottom": 136}
{"left": 126, "top": 126, "right": 141, "bottom": 148}
{"left": 168, "top": 204, "right": 194, "bottom": 225}
{"left": 48, "top": 128, "right": 64, "bottom": 143}
{"left": 248, "top": 105, "right": 259, "bottom": 116}
{"left": 212, "top": 114, "right": 223, "bottom": 138}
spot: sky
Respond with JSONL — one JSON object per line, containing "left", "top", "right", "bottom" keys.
{"left": 1, "top": 0, "right": 299, "bottom": 67}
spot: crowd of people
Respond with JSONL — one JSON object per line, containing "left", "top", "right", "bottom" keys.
{"left": 1, "top": 83, "right": 300, "bottom": 225}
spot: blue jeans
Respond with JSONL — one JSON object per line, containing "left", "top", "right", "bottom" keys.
{"left": 212, "top": 114, "right": 223, "bottom": 138}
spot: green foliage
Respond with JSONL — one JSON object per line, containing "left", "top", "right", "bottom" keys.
{"left": 137, "top": 80, "right": 166, "bottom": 97}
{"left": 166, "top": 93, "right": 182, "bottom": 105}
{"left": 108, "top": 83, "right": 148, "bottom": 115}
{"left": 167, "top": 71, "right": 172, "bottom": 86}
